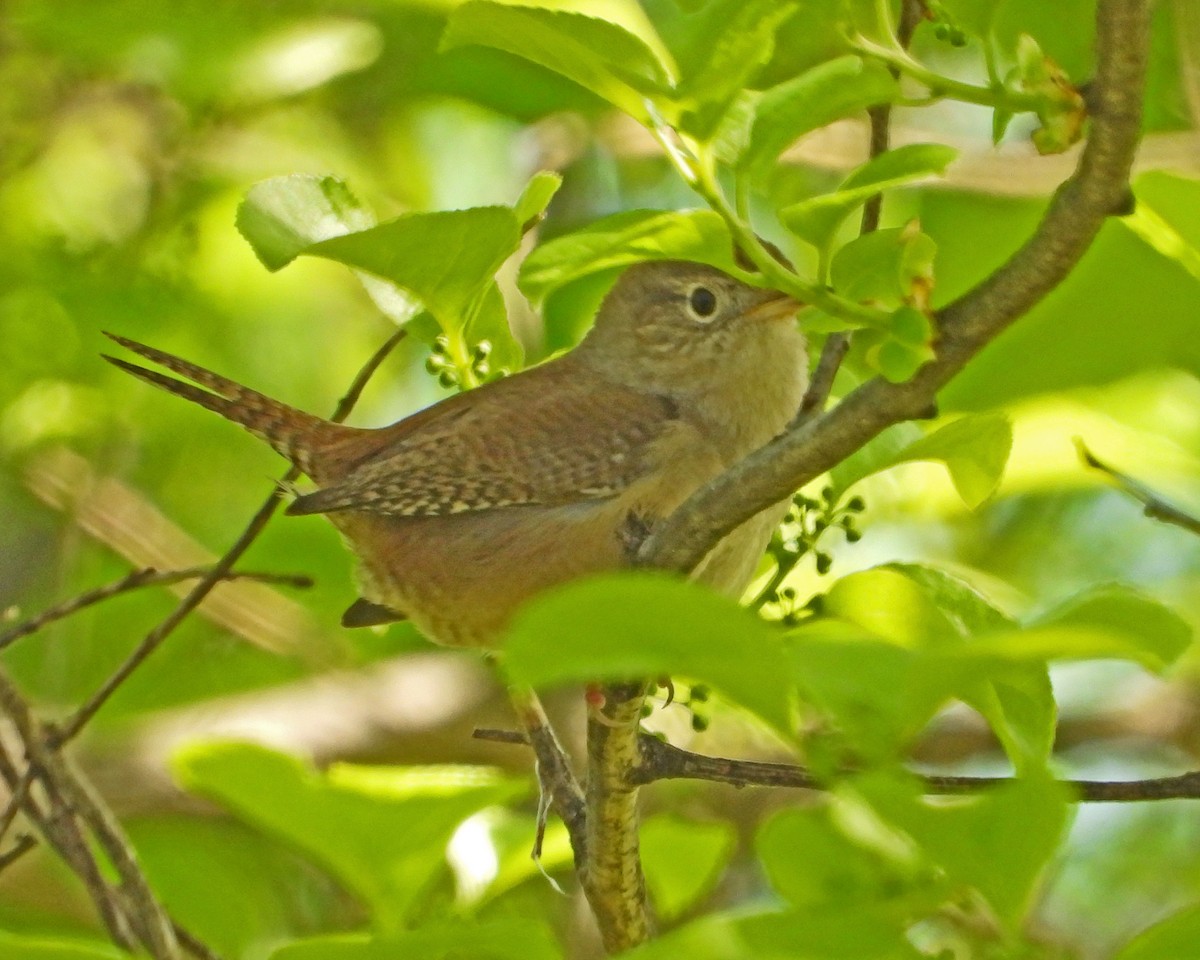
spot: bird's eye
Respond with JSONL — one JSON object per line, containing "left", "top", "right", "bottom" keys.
{"left": 686, "top": 285, "right": 719, "bottom": 322}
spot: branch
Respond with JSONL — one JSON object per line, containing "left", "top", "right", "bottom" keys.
{"left": 1078, "top": 441, "right": 1200, "bottom": 536}
{"left": 582, "top": 683, "right": 653, "bottom": 952}
{"left": 477, "top": 729, "right": 1200, "bottom": 803}
{"left": 55, "top": 328, "right": 406, "bottom": 743}
{"left": 0, "top": 667, "right": 177, "bottom": 956}
{"left": 507, "top": 689, "right": 587, "bottom": 861}
{"left": 0, "top": 566, "right": 312, "bottom": 653}
{"left": 638, "top": 0, "right": 1149, "bottom": 575}
{"left": 630, "top": 735, "right": 1200, "bottom": 803}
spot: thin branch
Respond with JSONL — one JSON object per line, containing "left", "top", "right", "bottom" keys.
{"left": 507, "top": 688, "right": 587, "bottom": 862}
{"left": 482, "top": 729, "right": 1200, "bottom": 803}
{"left": 795, "top": 334, "right": 851, "bottom": 422}
{"left": 173, "top": 922, "right": 226, "bottom": 960}
{"left": 629, "top": 735, "right": 1200, "bottom": 803}
{"left": 798, "top": 0, "right": 924, "bottom": 423}
{"left": 1078, "top": 441, "right": 1200, "bottom": 536}
{"left": 0, "top": 688, "right": 141, "bottom": 951}
{"left": 56, "top": 328, "right": 407, "bottom": 743}
{"left": 638, "top": 0, "right": 1150, "bottom": 576}
{"left": 0, "top": 566, "right": 312, "bottom": 653}
{"left": 0, "top": 833, "right": 37, "bottom": 873}
{"left": 0, "top": 767, "right": 32, "bottom": 845}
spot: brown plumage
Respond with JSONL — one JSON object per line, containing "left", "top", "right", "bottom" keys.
{"left": 105, "top": 261, "right": 807, "bottom": 646}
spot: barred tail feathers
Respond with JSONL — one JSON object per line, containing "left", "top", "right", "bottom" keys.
{"left": 103, "top": 334, "right": 333, "bottom": 476}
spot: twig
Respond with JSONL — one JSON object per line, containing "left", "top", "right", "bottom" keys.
{"left": 631, "top": 736, "right": 1200, "bottom": 802}
{"left": 173, "top": 921, "right": 226, "bottom": 960}
{"left": 483, "top": 729, "right": 1200, "bottom": 803}
{"left": 0, "top": 566, "right": 312, "bottom": 653}
{"left": 638, "top": 0, "right": 1150, "bottom": 576}
{"left": 0, "top": 766, "right": 33, "bottom": 846}
{"left": 795, "top": 335, "right": 852, "bottom": 421}
{"left": 0, "top": 833, "right": 37, "bottom": 872}
{"left": 1078, "top": 440, "right": 1200, "bottom": 536}
{"left": 0, "top": 681, "right": 142, "bottom": 951}
{"left": 796, "top": 0, "right": 924, "bottom": 424}
{"left": 507, "top": 688, "right": 587, "bottom": 862}
{"left": 56, "top": 328, "right": 407, "bottom": 743}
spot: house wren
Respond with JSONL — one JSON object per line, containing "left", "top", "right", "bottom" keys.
{"left": 105, "top": 261, "right": 807, "bottom": 646}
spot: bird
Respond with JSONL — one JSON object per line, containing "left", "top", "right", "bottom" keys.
{"left": 104, "top": 260, "right": 807, "bottom": 647}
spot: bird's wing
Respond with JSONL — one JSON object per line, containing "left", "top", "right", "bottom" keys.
{"left": 287, "top": 361, "right": 684, "bottom": 518}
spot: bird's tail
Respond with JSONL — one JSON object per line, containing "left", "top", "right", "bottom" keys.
{"left": 103, "top": 333, "right": 335, "bottom": 477}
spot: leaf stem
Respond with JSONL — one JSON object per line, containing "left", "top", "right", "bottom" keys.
{"left": 851, "top": 34, "right": 1043, "bottom": 113}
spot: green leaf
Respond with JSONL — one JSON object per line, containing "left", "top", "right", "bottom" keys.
{"left": 441, "top": 2, "right": 673, "bottom": 120}
{"left": 504, "top": 573, "right": 795, "bottom": 735}
{"left": 889, "top": 413, "right": 1012, "bottom": 507}
{"left": 1023, "top": 584, "right": 1193, "bottom": 673}
{"left": 829, "top": 226, "right": 938, "bottom": 307}
{"left": 780, "top": 144, "right": 959, "bottom": 251}
{"left": 0, "top": 933, "right": 124, "bottom": 960}
{"left": 830, "top": 413, "right": 1013, "bottom": 508}
{"left": 934, "top": 0, "right": 998, "bottom": 40}
{"left": 756, "top": 805, "right": 918, "bottom": 909}
{"left": 800, "top": 565, "right": 1056, "bottom": 769}
{"left": 1113, "top": 904, "right": 1200, "bottom": 960}
{"left": 518, "top": 209, "right": 738, "bottom": 304}
{"left": 236, "top": 175, "right": 421, "bottom": 324}
{"left": 887, "top": 563, "right": 1054, "bottom": 770}
{"left": 1122, "top": 196, "right": 1200, "bottom": 286}
{"left": 270, "top": 919, "right": 561, "bottom": 960}
{"left": 740, "top": 56, "right": 900, "bottom": 173}
{"left": 174, "top": 742, "right": 527, "bottom": 929}
{"left": 513, "top": 170, "right": 563, "bottom": 231}
{"left": 675, "top": 0, "right": 801, "bottom": 140}
{"left": 617, "top": 905, "right": 921, "bottom": 960}
{"left": 641, "top": 814, "right": 737, "bottom": 921}
{"left": 236, "top": 174, "right": 373, "bottom": 271}
{"left": 865, "top": 333, "right": 936, "bottom": 383}
{"left": 464, "top": 281, "right": 524, "bottom": 372}
{"left": 787, "top": 619, "right": 947, "bottom": 760}
{"left": 307, "top": 206, "right": 520, "bottom": 322}
{"left": 860, "top": 771, "right": 1071, "bottom": 928}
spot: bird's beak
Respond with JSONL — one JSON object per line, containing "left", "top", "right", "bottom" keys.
{"left": 743, "top": 289, "right": 800, "bottom": 323}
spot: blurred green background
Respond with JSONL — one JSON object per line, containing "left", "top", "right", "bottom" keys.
{"left": 1, "top": 1, "right": 1199, "bottom": 957}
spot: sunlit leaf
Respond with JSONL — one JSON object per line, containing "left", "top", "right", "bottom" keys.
{"left": 514, "top": 170, "right": 563, "bottom": 231}
{"left": 1022, "top": 584, "right": 1193, "bottom": 672}
{"left": 519, "top": 209, "right": 738, "bottom": 304}
{"left": 780, "top": 144, "right": 959, "bottom": 251}
{"left": 504, "top": 573, "right": 795, "bottom": 735}
{"left": 756, "top": 804, "right": 920, "bottom": 909}
{"left": 642, "top": 814, "right": 737, "bottom": 921}
{"left": 829, "top": 226, "right": 937, "bottom": 307}
{"left": 308, "top": 206, "right": 520, "bottom": 321}
{"left": 860, "top": 771, "right": 1071, "bottom": 928}
{"left": 617, "top": 904, "right": 921, "bottom": 959}
{"left": 237, "top": 174, "right": 373, "bottom": 270}
{"left": 441, "top": 2, "right": 674, "bottom": 120}
{"left": 0, "top": 933, "right": 124, "bottom": 960}
{"left": 675, "top": 0, "right": 801, "bottom": 140}
{"left": 270, "top": 919, "right": 561, "bottom": 960}
{"left": 830, "top": 413, "right": 1013, "bottom": 508}
{"left": 1113, "top": 904, "right": 1200, "bottom": 960}
{"left": 174, "top": 742, "right": 527, "bottom": 929}
{"left": 740, "top": 56, "right": 900, "bottom": 173}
